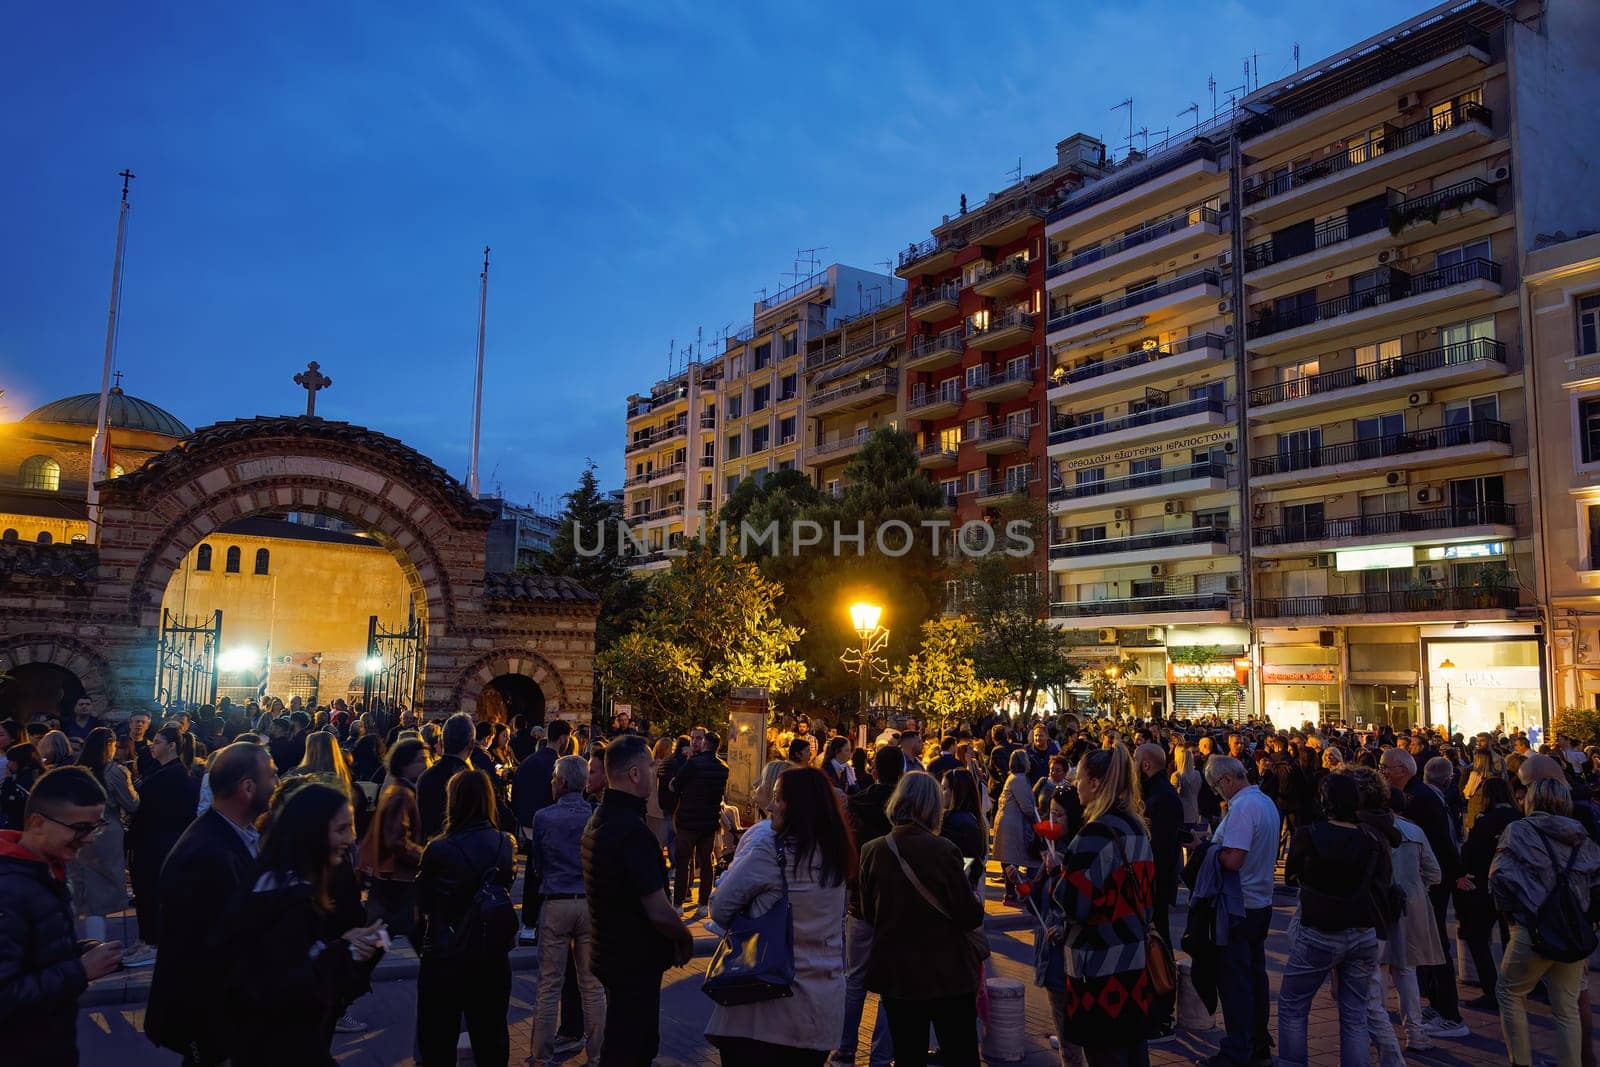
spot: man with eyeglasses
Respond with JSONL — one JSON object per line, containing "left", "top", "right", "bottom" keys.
{"left": 0, "top": 765, "right": 125, "bottom": 1065}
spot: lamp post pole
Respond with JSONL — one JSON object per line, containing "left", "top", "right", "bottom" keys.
{"left": 841, "top": 601, "right": 889, "bottom": 729}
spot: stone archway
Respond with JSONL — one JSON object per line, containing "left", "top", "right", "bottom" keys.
{"left": 0, "top": 633, "right": 115, "bottom": 713}
{"left": 452, "top": 646, "right": 571, "bottom": 721}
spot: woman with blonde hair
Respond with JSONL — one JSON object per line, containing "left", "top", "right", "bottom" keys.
{"left": 1171, "top": 742, "right": 1202, "bottom": 837}
{"left": 1049, "top": 744, "right": 1153, "bottom": 1063}
{"left": 36, "top": 729, "right": 73, "bottom": 768}
{"left": 752, "top": 759, "right": 790, "bottom": 817}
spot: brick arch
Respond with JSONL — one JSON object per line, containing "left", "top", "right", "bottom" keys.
{"left": 0, "top": 633, "right": 116, "bottom": 709}
{"left": 452, "top": 648, "right": 570, "bottom": 717}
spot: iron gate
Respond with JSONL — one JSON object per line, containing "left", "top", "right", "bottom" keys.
{"left": 362, "top": 612, "right": 422, "bottom": 713}
{"left": 155, "top": 608, "right": 221, "bottom": 711}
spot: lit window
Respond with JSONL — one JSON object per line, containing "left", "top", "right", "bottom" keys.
{"left": 225, "top": 546, "right": 241, "bottom": 573}
{"left": 196, "top": 544, "right": 213, "bottom": 572}
{"left": 255, "top": 548, "right": 270, "bottom": 575}
{"left": 20, "top": 456, "right": 61, "bottom": 492}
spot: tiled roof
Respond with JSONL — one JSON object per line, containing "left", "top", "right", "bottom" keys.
{"left": 483, "top": 572, "right": 598, "bottom": 604}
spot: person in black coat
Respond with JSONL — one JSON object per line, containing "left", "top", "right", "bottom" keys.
{"left": 669, "top": 731, "right": 729, "bottom": 911}
{"left": 417, "top": 714, "right": 476, "bottom": 842}
{"left": 512, "top": 718, "right": 568, "bottom": 939}
{"left": 0, "top": 767, "right": 126, "bottom": 1067}
{"left": 1136, "top": 743, "right": 1184, "bottom": 1040}
{"left": 415, "top": 769, "right": 517, "bottom": 1067}
{"left": 146, "top": 743, "right": 278, "bottom": 1064}
{"left": 127, "top": 725, "right": 199, "bottom": 950}
{"left": 1385, "top": 748, "right": 1466, "bottom": 1033}
{"left": 1455, "top": 775, "right": 1518, "bottom": 1009}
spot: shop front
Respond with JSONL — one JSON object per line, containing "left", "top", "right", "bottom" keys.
{"left": 1423, "top": 630, "right": 1546, "bottom": 741}
{"left": 1261, "top": 659, "right": 1339, "bottom": 730}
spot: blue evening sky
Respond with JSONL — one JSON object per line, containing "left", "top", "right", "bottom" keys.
{"left": 1, "top": 0, "right": 1423, "bottom": 509}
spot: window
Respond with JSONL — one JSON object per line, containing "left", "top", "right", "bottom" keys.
{"left": 254, "top": 548, "right": 270, "bottom": 575}
{"left": 778, "top": 416, "right": 796, "bottom": 444}
{"left": 225, "top": 546, "right": 241, "bottom": 573}
{"left": 728, "top": 396, "right": 742, "bottom": 419}
{"left": 19, "top": 455, "right": 61, "bottom": 492}
{"left": 725, "top": 474, "right": 740, "bottom": 499}
{"left": 1075, "top": 467, "right": 1106, "bottom": 494}
{"left": 753, "top": 343, "right": 772, "bottom": 370}
{"left": 1354, "top": 338, "right": 1402, "bottom": 377}
{"left": 752, "top": 384, "right": 771, "bottom": 412}
{"left": 1589, "top": 505, "right": 1600, "bottom": 569}
{"left": 779, "top": 373, "right": 797, "bottom": 401}
{"left": 1582, "top": 295, "right": 1600, "bottom": 356}
{"left": 725, "top": 433, "right": 742, "bottom": 460}
{"left": 1356, "top": 411, "right": 1405, "bottom": 443}
{"left": 702, "top": 440, "right": 715, "bottom": 462}
{"left": 938, "top": 427, "right": 962, "bottom": 451}
{"left": 729, "top": 355, "right": 744, "bottom": 379}
{"left": 939, "top": 478, "right": 959, "bottom": 504}
{"left": 1077, "top": 524, "right": 1108, "bottom": 542}
{"left": 1190, "top": 381, "right": 1225, "bottom": 405}
{"left": 196, "top": 544, "right": 213, "bottom": 572}
{"left": 1283, "top": 502, "right": 1325, "bottom": 540}
{"left": 1450, "top": 475, "right": 1504, "bottom": 511}
{"left": 1445, "top": 394, "right": 1499, "bottom": 427}
{"left": 782, "top": 333, "right": 798, "bottom": 359}
{"left": 1435, "top": 238, "right": 1492, "bottom": 271}
{"left": 1430, "top": 87, "right": 1483, "bottom": 133}
{"left": 751, "top": 425, "right": 770, "bottom": 453}
{"left": 1583, "top": 399, "right": 1600, "bottom": 464}
{"left": 1439, "top": 317, "right": 1495, "bottom": 357}
{"left": 1278, "top": 428, "right": 1322, "bottom": 470}
{"left": 1194, "top": 508, "right": 1231, "bottom": 532}
{"left": 36, "top": 531, "right": 52, "bottom": 545}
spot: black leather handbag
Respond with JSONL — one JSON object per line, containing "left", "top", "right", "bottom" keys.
{"left": 701, "top": 835, "right": 795, "bottom": 1006}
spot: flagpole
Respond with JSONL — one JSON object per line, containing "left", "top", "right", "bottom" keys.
{"left": 88, "top": 169, "right": 135, "bottom": 545}
{"left": 467, "top": 245, "right": 489, "bottom": 498}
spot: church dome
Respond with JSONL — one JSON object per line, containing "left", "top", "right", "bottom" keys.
{"left": 22, "top": 388, "right": 191, "bottom": 438}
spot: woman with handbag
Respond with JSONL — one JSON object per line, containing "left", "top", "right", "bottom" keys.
{"left": 704, "top": 766, "right": 855, "bottom": 1067}
{"left": 993, "top": 749, "right": 1039, "bottom": 905}
{"left": 859, "top": 771, "right": 985, "bottom": 1067}
{"left": 1049, "top": 746, "right": 1154, "bottom": 1067}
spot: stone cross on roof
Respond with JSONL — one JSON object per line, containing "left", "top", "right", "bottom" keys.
{"left": 293, "top": 361, "right": 332, "bottom": 416}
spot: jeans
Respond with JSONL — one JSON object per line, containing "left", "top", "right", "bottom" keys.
{"left": 1497, "top": 924, "right": 1585, "bottom": 1066}
{"left": 881, "top": 994, "right": 978, "bottom": 1067}
{"left": 1363, "top": 967, "right": 1405, "bottom": 1067}
{"left": 674, "top": 828, "right": 715, "bottom": 907}
{"left": 1215, "top": 907, "right": 1272, "bottom": 1065}
{"left": 1276, "top": 921, "right": 1379, "bottom": 1067}
{"left": 529, "top": 899, "right": 606, "bottom": 1066}
{"left": 838, "top": 915, "right": 893, "bottom": 1066}
{"left": 417, "top": 954, "right": 512, "bottom": 1067}
{"left": 599, "top": 973, "right": 663, "bottom": 1067}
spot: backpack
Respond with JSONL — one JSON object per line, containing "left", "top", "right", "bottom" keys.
{"left": 1528, "top": 828, "right": 1598, "bottom": 964}
{"left": 443, "top": 836, "right": 518, "bottom": 959}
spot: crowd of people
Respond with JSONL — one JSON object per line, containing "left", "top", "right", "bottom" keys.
{"left": 3, "top": 693, "right": 1600, "bottom": 1067}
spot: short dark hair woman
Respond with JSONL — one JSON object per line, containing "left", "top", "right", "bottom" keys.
{"left": 127, "top": 724, "right": 199, "bottom": 952}
{"left": 1458, "top": 774, "right": 1518, "bottom": 1004}
{"left": 219, "top": 783, "right": 385, "bottom": 1066}
{"left": 357, "top": 738, "right": 429, "bottom": 938}
{"left": 939, "top": 768, "right": 987, "bottom": 889}
{"left": 705, "top": 766, "right": 856, "bottom": 1066}
{"left": 68, "top": 727, "right": 139, "bottom": 945}
{"left": 415, "top": 769, "right": 516, "bottom": 1066}
{"left": 0, "top": 742, "right": 45, "bottom": 830}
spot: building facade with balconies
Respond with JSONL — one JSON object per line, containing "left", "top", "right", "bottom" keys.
{"left": 803, "top": 298, "right": 908, "bottom": 496}
{"left": 623, "top": 362, "right": 718, "bottom": 571}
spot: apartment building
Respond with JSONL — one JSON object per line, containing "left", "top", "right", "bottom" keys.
{"left": 1527, "top": 232, "right": 1600, "bottom": 712}
{"left": 622, "top": 362, "right": 718, "bottom": 571}
{"left": 717, "top": 264, "right": 899, "bottom": 505}
{"left": 898, "top": 143, "right": 1106, "bottom": 524}
{"left": 803, "top": 297, "right": 909, "bottom": 497}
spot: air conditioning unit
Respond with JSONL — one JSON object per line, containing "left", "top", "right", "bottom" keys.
{"left": 1224, "top": 440, "right": 1238, "bottom": 454}
{"left": 1377, "top": 247, "right": 1401, "bottom": 265}
{"left": 1218, "top": 298, "right": 1234, "bottom": 315}
{"left": 1310, "top": 552, "right": 1336, "bottom": 569}
{"left": 1407, "top": 390, "right": 1432, "bottom": 407}
{"left": 1397, "top": 91, "right": 1422, "bottom": 111}
{"left": 1226, "top": 575, "right": 1243, "bottom": 592}
{"left": 1217, "top": 249, "right": 1233, "bottom": 268}
{"left": 1164, "top": 500, "right": 1186, "bottom": 515}
{"left": 1097, "top": 628, "right": 1118, "bottom": 645}
{"left": 1416, "top": 485, "right": 1439, "bottom": 504}
{"left": 1385, "top": 471, "right": 1409, "bottom": 487}
{"left": 1113, "top": 507, "right": 1130, "bottom": 522}
{"left": 1494, "top": 165, "right": 1510, "bottom": 182}
{"left": 1150, "top": 564, "right": 1167, "bottom": 577}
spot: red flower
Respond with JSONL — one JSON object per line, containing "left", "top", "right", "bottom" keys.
{"left": 1034, "top": 820, "right": 1065, "bottom": 842}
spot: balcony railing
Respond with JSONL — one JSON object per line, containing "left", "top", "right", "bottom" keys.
{"left": 1047, "top": 141, "right": 1220, "bottom": 224}
{"left": 912, "top": 283, "right": 961, "bottom": 312}
{"left": 812, "top": 434, "right": 871, "bottom": 458}
{"left": 1249, "top": 337, "right": 1506, "bottom": 406}
{"left": 1054, "top": 333, "right": 1227, "bottom": 387}
{"left": 976, "top": 473, "right": 1033, "bottom": 499}
{"left": 1050, "top": 592, "right": 1232, "bottom": 618}
{"left": 809, "top": 370, "right": 898, "bottom": 410}
{"left": 698, "top": 412, "right": 717, "bottom": 428}
{"left": 968, "top": 363, "right": 1035, "bottom": 392}
{"left": 909, "top": 382, "right": 964, "bottom": 410}
{"left": 1389, "top": 177, "right": 1501, "bottom": 232}
{"left": 625, "top": 424, "right": 688, "bottom": 453}
{"left": 1250, "top": 417, "right": 1511, "bottom": 476}
{"left": 1048, "top": 208, "right": 1221, "bottom": 278}
{"left": 899, "top": 236, "right": 947, "bottom": 272}
{"left": 1050, "top": 526, "right": 1228, "bottom": 559}
{"left": 909, "top": 332, "right": 964, "bottom": 363}
{"left": 1247, "top": 259, "right": 1502, "bottom": 339}
{"left": 973, "top": 258, "right": 1030, "bottom": 287}
{"left": 1049, "top": 459, "right": 1229, "bottom": 501}
{"left": 1245, "top": 212, "right": 1379, "bottom": 272}
{"left": 1047, "top": 269, "right": 1220, "bottom": 333}
{"left": 1049, "top": 395, "right": 1225, "bottom": 446}
{"left": 979, "top": 423, "right": 1031, "bottom": 446}
{"left": 1253, "top": 501, "right": 1515, "bottom": 547}
{"left": 966, "top": 308, "right": 1035, "bottom": 342}
{"left": 1256, "top": 585, "right": 1517, "bottom": 618}
{"left": 1243, "top": 102, "right": 1493, "bottom": 205}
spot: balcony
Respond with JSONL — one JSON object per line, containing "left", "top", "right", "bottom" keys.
{"left": 645, "top": 461, "right": 687, "bottom": 486}
{"left": 807, "top": 432, "right": 872, "bottom": 466}
{"left": 966, "top": 309, "right": 1035, "bottom": 351}
{"left": 1256, "top": 586, "right": 1517, "bottom": 623}
{"left": 975, "top": 473, "right": 1034, "bottom": 505}
{"left": 1048, "top": 395, "right": 1228, "bottom": 457}
{"left": 907, "top": 382, "right": 964, "bottom": 420}
{"left": 897, "top": 236, "right": 962, "bottom": 278}
{"left": 1241, "top": 103, "right": 1495, "bottom": 225}
{"left": 1252, "top": 501, "right": 1516, "bottom": 558}
{"left": 1248, "top": 337, "right": 1508, "bottom": 418}
{"left": 959, "top": 195, "right": 1051, "bottom": 247}
{"left": 1046, "top": 269, "right": 1221, "bottom": 348}
{"left": 1048, "top": 333, "right": 1228, "bottom": 402}
{"left": 698, "top": 412, "right": 717, "bottom": 429}
{"left": 911, "top": 283, "right": 961, "bottom": 322}
{"left": 917, "top": 443, "right": 961, "bottom": 470}
{"left": 1047, "top": 208, "right": 1223, "bottom": 291}
{"left": 624, "top": 423, "right": 687, "bottom": 454}
{"left": 1049, "top": 460, "right": 1230, "bottom": 517}
{"left": 642, "top": 503, "right": 687, "bottom": 525}
{"left": 905, "top": 331, "right": 965, "bottom": 372}
{"left": 1246, "top": 259, "right": 1504, "bottom": 355}
{"left": 971, "top": 258, "right": 1031, "bottom": 298}
{"left": 975, "top": 423, "right": 1031, "bottom": 455}
{"left": 1049, "top": 526, "right": 1231, "bottom": 570}
{"left": 967, "top": 362, "right": 1036, "bottom": 403}
{"left": 626, "top": 551, "right": 673, "bottom": 572}
{"left": 1046, "top": 141, "right": 1223, "bottom": 234}
{"left": 809, "top": 370, "right": 898, "bottom": 417}
{"left": 1249, "top": 417, "right": 1512, "bottom": 488}
{"left": 1242, "top": 24, "right": 1492, "bottom": 154}
{"left": 1049, "top": 592, "right": 1234, "bottom": 627}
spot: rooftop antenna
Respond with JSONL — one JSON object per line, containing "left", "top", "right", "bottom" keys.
{"left": 467, "top": 245, "right": 490, "bottom": 498}
{"left": 1006, "top": 156, "right": 1022, "bottom": 184}
{"left": 1177, "top": 102, "right": 1199, "bottom": 133}
{"left": 876, "top": 258, "right": 893, "bottom": 276}
{"left": 668, "top": 338, "right": 676, "bottom": 379}
{"left": 1293, "top": 42, "right": 1300, "bottom": 72}
{"left": 1208, "top": 74, "right": 1218, "bottom": 121}
{"left": 1136, "top": 126, "right": 1151, "bottom": 154}
{"left": 796, "top": 246, "right": 825, "bottom": 279}
{"left": 1111, "top": 98, "right": 1134, "bottom": 157}
{"left": 1253, "top": 52, "right": 1260, "bottom": 91}
{"left": 88, "top": 168, "right": 135, "bottom": 546}
{"left": 696, "top": 325, "right": 704, "bottom": 363}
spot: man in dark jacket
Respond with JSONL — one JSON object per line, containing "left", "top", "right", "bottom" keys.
{"left": 1023, "top": 723, "right": 1055, "bottom": 786}
{"left": 839, "top": 744, "right": 906, "bottom": 1067}
{"left": 670, "top": 731, "right": 729, "bottom": 913}
{"left": 418, "top": 713, "right": 476, "bottom": 841}
{"left": 985, "top": 724, "right": 1016, "bottom": 806}
{"left": 513, "top": 718, "right": 570, "bottom": 942}
{"left": 0, "top": 767, "right": 125, "bottom": 1066}
{"left": 1136, "top": 743, "right": 1183, "bottom": 1042}
{"left": 1260, "top": 737, "right": 1306, "bottom": 872}
{"left": 146, "top": 743, "right": 277, "bottom": 1064}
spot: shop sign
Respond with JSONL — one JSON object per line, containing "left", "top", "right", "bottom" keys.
{"left": 1425, "top": 542, "right": 1506, "bottom": 561}
{"left": 1057, "top": 426, "right": 1236, "bottom": 472}
{"left": 1262, "top": 664, "right": 1337, "bottom": 684}
{"left": 1336, "top": 546, "right": 1415, "bottom": 572}
{"left": 1168, "top": 658, "right": 1252, "bottom": 685}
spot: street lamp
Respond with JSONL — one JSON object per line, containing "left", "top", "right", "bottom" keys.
{"left": 841, "top": 600, "right": 889, "bottom": 726}
{"left": 1437, "top": 657, "right": 1456, "bottom": 735}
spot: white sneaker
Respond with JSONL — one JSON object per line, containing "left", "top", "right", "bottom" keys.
{"left": 334, "top": 1013, "right": 366, "bottom": 1033}
{"left": 1405, "top": 1026, "right": 1435, "bottom": 1051}
{"left": 518, "top": 926, "right": 539, "bottom": 945}
{"left": 120, "top": 945, "right": 156, "bottom": 967}
{"left": 1424, "top": 1016, "right": 1470, "bottom": 1039}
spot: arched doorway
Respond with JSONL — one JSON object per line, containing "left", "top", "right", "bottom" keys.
{"left": 478, "top": 673, "right": 546, "bottom": 725}
{"left": 0, "top": 662, "right": 84, "bottom": 722}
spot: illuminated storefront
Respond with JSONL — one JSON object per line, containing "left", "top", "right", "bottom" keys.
{"left": 1423, "top": 633, "right": 1545, "bottom": 742}
{"left": 1261, "top": 653, "right": 1339, "bottom": 730}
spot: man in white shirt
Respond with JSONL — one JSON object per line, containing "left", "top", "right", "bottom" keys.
{"left": 1201, "top": 755, "right": 1278, "bottom": 1067}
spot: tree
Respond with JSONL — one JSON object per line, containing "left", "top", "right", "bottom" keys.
{"left": 1086, "top": 656, "right": 1142, "bottom": 718}
{"left": 594, "top": 541, "right": 805, "bottom": 736}
{"left": 890, "top": 617, "right": 1009, "bottom": 736}
{"left": 1167, "top": 645, "right": 1244, "bottom": 720}
{"left": 965, "top": 545, "right": 1080, "bottom": 718}
{"left": 527, "top": 462, "right": 644, "bottom": 655}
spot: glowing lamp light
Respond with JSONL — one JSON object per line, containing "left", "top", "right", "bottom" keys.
{"left": 363, "top": 656, "right": 384, "bottom": 674}
{"left": 849, "top": 601, "right": 883, "bottom": 636}
{"left": 216, "top": 648, "right": 260, "bottom": 673}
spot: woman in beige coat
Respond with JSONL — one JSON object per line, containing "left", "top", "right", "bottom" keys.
{"left": 705, "top": 766, "right": 854, "bottom": 1067}
{"left": 1385, "top": 797, "right": 1445, "bottom": 1050}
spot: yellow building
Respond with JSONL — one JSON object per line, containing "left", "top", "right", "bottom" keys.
{"left": 803, "top": 299, "right": 907, "bottom": 496}
{"left": 622, "top": 362, "right": 718, "bottom": 571}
